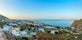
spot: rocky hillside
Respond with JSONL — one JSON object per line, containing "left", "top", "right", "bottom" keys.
{"left": 71, "top": 19, "right": 82, "bottom": 33}
{"left": 0, "top": 14, "right": 10, "bottom": 22}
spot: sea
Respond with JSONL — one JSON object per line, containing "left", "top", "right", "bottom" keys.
{"left": 38, "top": 19, "right": 75, "bottom": 27}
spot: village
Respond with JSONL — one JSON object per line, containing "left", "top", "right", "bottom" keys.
{"left": 0, "top": 19, "right": 80, "bottom": 40}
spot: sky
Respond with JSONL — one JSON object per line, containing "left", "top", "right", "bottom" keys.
{"left": 0, "top": 0, "right": 82, "bottom": 19}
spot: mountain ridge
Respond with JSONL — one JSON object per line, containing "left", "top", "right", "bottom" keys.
{"left": 0, "top": 14, "right": 10, "bottom": 22}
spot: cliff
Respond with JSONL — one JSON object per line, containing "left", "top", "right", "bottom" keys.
{"left": 71, "top": 19, "right": 82, "bottom": 33}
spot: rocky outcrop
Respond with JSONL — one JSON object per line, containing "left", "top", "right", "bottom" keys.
{"left": 71, "top": 19, "right": 82, "bottom": 33}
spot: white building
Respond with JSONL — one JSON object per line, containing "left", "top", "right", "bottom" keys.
{"left": 0, "top": 20, "right": 5, "bottom": 22}
{"left": 44, "top": 26, "right": 55, "bottom": 29}
{"left": 20, "top": 31, "right": 31, "bottom": 38}
{"left": 11, "top": 30, "right": 21, "bottom": 36}
{"left": 9, "top": 23, "right": 18, "bottom": 26}
{"left": 71, "top": 27, "right": 75, "bottom": 31}
{"left": 38, "top": 28, "right": 45, "bottom": 32}
{"left": 50, "top": 30, "right": 59, "bottom": 34}
{"left": 17, "top": 21, "right": 27, "bottom": 25}
{"left": 12, "top": 28, "right": 20, "bottom": 31}
{"left": 2, "top": 25, "right": 12, "bottom": 32}
{"left": 20, "top": 31, "right": 27, "bottom": 36}
{"left": 30, "top": 32, "right": 37, "bottom": 36}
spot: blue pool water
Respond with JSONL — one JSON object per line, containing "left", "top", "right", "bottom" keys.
{"left": 38, "top": 19, "right": 75, "bottom": 27}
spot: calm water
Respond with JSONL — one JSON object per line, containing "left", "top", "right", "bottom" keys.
{"left": 38, "top": 20, "right": 75, "bottom": 27}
